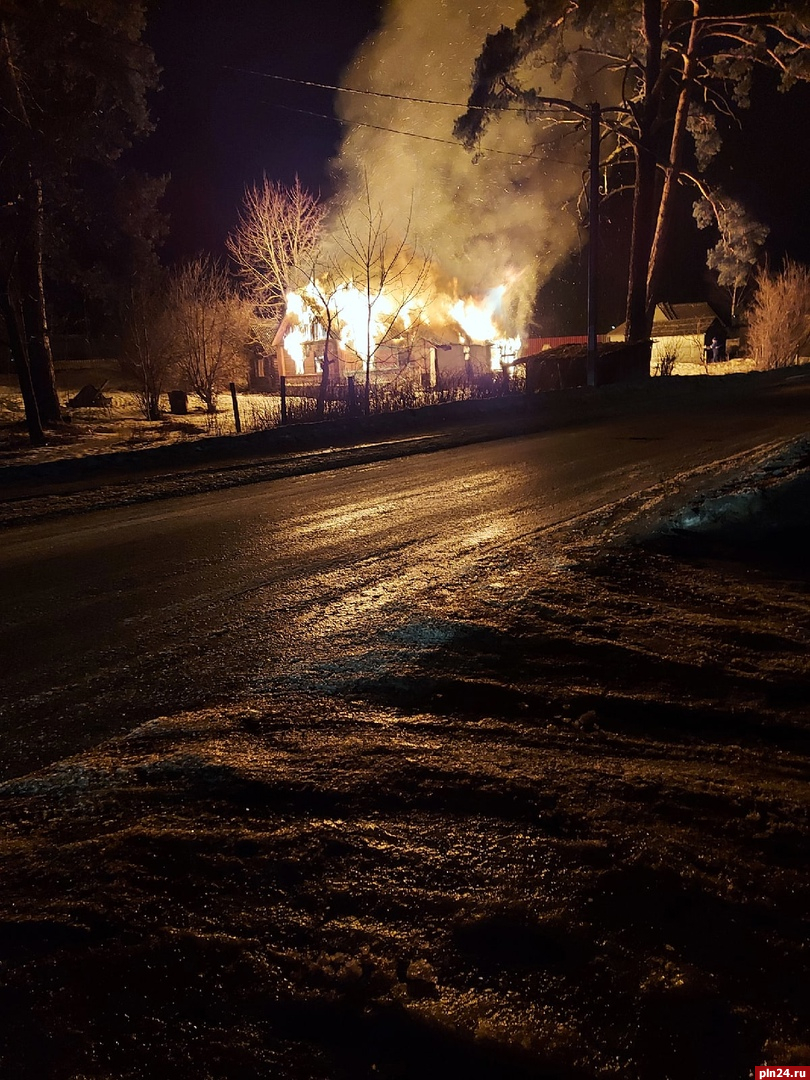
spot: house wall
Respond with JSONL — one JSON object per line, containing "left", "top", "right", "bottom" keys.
{"left": 276, "top": 336, "right": 506, "bottom": 387}
{"left": 605, "top": 326, "right": 721, "bottom": 369}
{"left": 605, "top": 303, "right": 732, "bottom": 371}
{"left": 435, "top": 343, "right": 492, "bottom": 384}
{"left": 651, "top": 333, "right": 705, "bottom": 366}
{"left": 277, "top": 338, "right": 434, "bottom": 385}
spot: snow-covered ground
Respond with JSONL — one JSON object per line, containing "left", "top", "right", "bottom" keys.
{"left": 0, "top": 421, "right": 807, "bottom": 1079}
{"left": 658, "top": 357, "right": 760, "bottom": 378}
{"left": 0, "top": 356, "right": 764, "bottom": 470}
{"left": 0, "top": 372, "right": 282, "bottom": 465}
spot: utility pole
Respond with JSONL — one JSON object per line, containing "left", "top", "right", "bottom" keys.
{"left": 587, "top": 101, "right": 601, "bottom": 388}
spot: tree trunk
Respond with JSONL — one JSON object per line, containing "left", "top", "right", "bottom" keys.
{"left": 18, "top": 175, "right": 61, "bottom": 425}
{"left": 316, "top": 331, "right": 331, "bottom": 420}
{"left": 0, "top": 285, "right": 46, "bottom": 445}
{"left": 625, "top": 143, "right": 659, "bottom": 342}
{"left": 0, "top": 200, "right": 45, "bottom": 443}
{"left": 624, "top": 0, "right": 662, "bottom": 343}
{"left": 645, "top": 14, "right": 700, "bottom": 322}
{"left": 0, "top": 21, "right": 61, "bottom": 426}
{"left": 364, "top": 307, "right": 372, "bottom": 416}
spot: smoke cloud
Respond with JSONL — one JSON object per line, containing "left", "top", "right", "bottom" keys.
{"left": 329, "top": 0, "right": 599, "bottom": 336}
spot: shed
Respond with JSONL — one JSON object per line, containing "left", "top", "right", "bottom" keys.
{"left": 513, "top": 339, "right": 650, "bottom": 392}
{"left": 607, "top": 302, "right": 731, "bottom": 365}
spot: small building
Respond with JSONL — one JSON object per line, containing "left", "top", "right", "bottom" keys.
{"left": 606, "top": 302, "right": 732, "bottom": 366}
{"left": 513, "top": 340, "right": 651, "bottom": 392}
{"left": 271, "top": 312, "right": 512, "bottom": 391}
{"left": 272, "top": 324, "right": 436, "bottom": 389}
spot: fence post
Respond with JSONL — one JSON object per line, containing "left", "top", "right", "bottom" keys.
{"left": 347, "top": 375, "right": 360, "bottom": 416}
{"left": 229, "top": 382, "right": 241, "bottom": 433}
{"left": 280, "top": 376, "right": 287, "bottom": 424}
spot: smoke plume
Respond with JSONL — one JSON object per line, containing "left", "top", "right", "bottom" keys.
{"left": 329, "top": 0, "right": 598, "bottom": 336}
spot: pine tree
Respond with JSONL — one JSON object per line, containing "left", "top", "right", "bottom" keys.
{"left": 455, "top": 1, "right": 810, "bottom": 343}
{"left": 0, "top": 0, "right": 158, "bottom": 435}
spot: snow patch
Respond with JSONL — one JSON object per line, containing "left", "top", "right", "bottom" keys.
{"left": 655, "top": 436, "right": 810, "bottom": 541}
{"left": 668, "top": 488, "right": 766, "bottom": 533}
{"left": 0, "top": 762, "right": 113, "bottom": 797}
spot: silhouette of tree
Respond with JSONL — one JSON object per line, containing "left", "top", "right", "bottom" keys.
{"left": 0, "top": 0, "right": 158, "bottom": 435}
{"left": 456, "top": 1, "right": 810, "bottom": 343}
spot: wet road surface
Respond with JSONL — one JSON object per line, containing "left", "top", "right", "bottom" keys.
{"left": 0, "top": 377, "right": 808, "bottom": 781}
{"left": 0, "top": 380, "right": 808, "bottom": 1080}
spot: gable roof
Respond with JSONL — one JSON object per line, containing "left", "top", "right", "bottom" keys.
{"left": 654, "top": 301, "right": 717, "bottom": 323}
{"left": 652, "top": 302, "right": 728, "bottom": 337}
{"left": 610, "top": 302, "right": 729, "bottom": 341}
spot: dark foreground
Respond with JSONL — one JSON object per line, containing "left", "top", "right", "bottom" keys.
{"left": 0, "top": 460, "right": 808, "bottom": 1080}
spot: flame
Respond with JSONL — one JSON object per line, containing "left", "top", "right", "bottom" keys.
{"left": 446, "top": 286, "right": 521, "bottom": 369}
{"left": 490, "top": 335, "right": 521, "bottom": 367}
{"left": 449, "top": 286, "right": 505, "bottom": 343}
{"left": 282, "top": 275, "right": 522, "bottom": 374}
{"left": 334, "top": 281, "right": 384, "bottom": 362}
{"left": 281, "top": 291, "right": 310, "bottom": 374}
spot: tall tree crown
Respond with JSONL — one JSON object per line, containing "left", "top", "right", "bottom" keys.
{"left": 0, "top": 0, "right": 157, "bottom": 171}
{"left": 455, "top": 1, "right": 810, "bottom": 340}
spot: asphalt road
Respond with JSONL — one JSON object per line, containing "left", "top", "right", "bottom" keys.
{"left": 1, "top": 375, "right": 808, "bottom": 782}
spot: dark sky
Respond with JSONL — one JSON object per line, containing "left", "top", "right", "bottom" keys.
{"left": 139, "top": 0, "right": 382, "bottom": 260}
{"left": 138, "top": 1, "right": 810, "bottom": 328}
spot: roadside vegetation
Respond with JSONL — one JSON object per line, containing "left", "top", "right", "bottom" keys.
{"left": 746, "top": 259, "right": 810, "bottom": 370}
{"left": 0, "top": 359, "right": 522, "bottom": 467}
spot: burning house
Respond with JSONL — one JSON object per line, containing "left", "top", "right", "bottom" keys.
{"left": 272, "top": 279, "right": 522, "bottom": 391}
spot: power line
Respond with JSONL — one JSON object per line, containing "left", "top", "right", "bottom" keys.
{"left": 226, "top": 65, "right": 482, "bottom": 109}
{"left": 267, "top": 101, "right": 539, "bottom": 161}
{"left": 224, "top": 63, "right": 578, "bottom": 116}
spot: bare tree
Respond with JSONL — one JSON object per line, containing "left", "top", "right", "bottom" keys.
{"left": 227, "top": 176, "right": 325, "bottom": 329}
{"left": 119, "top": 277, "right": 176, "bottom": 420}
{"left": 299, "top": 267, "right": 346, "bottom": 420}
{"left": 0, "top": 2, "right": 158, "bottom": 438}
{"left": 170, "top": 257, "right": 252, "bottom": 412}
{"left": 747, "top": 259, "right": 810, "bottom": 370}
{"left": 333, "top": 185, "right": 432, "bottom": 414}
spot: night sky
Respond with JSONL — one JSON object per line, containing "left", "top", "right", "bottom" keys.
{"left": 139, "top": 0, "right": 810, "bottom": 328}
{"left": 140, "top": 0, "right": 383, "bottom": 261}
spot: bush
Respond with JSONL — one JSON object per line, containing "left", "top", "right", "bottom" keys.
{"left": 170, "top": 257, "right": 252, "bottom": 412}
{"left": 746, "top": 259, "right": 810, "bottom": 369}
{"left": 654, "top": 348, "right": 678, "bottom": 376}
{"left": 119, "top": 281, "right": 177, "bottom": 420}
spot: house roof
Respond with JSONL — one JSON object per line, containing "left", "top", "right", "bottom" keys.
{"left": 608, "top": 302, "right": 729, "bottom": 341}
{"left": 511, "top": 340, "right": 629, "bottom": 366}
{"left": 653, "top": 302, "right": 728, "bottom": 338}
{"left": 271, "top": 313, "right": 296, "bottom": 349}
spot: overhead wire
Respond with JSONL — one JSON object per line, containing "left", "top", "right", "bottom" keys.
{"left": 222, "top": 64, "right": 562, "bottom": 113}
{"left": 266, "top": 101, "right": 541, "bottom": 161}
{"left": 228, "top": 64, "right": 587, "bottom": 164}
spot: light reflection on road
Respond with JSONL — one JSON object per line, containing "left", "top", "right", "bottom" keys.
{"left": 1, "top": 401, "right": 808, "bottom": 779}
